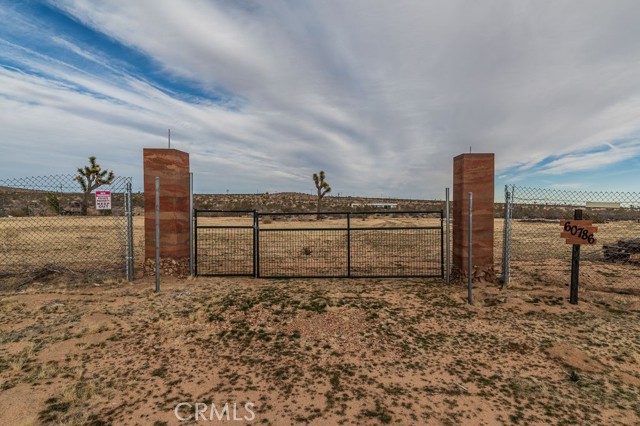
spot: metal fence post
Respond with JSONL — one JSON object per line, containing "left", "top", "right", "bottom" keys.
{"left": 255, "top": 211, "right": 260, "bottom": 278}
{"left": 126, "top": 182, "right": 134, "bottom": 281}
{"left": 189, "top": 172, "right": 194, "bottom": 277}
{"left": 468, "top": 192, "right": 473, "bottom": 304}
{"left": 445, "top": 187, "right": 450, "bottom": 284}
{"left": 253, "top": 211, "right": 257, "bottom": 278}
{"left": 440, "top": 209, "right": 444, "bottom": 279}
{"left": 194, "top": 209, "right": 198, "bottom": 276}
{"left": 502, "top": 186, "right": 511, "bottom": 288}
{"left": 155, "top": 176, "right": 160, "bottom": 292}
{"left": 347, "top": 212, "right": 351, "bottom": 278}
{"left": 124, "top": 183, "right": 130, "bottom": 280}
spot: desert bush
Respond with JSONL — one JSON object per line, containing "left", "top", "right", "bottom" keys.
{"left": 8, "top": 207, "right": 29, "bottom": 217}
{"left": 46, "top": 193, "right": 61, "bottom": 214}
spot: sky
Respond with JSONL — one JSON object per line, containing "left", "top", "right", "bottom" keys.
{"left": 1, "top": 0, "right": 639, "bottom": 198}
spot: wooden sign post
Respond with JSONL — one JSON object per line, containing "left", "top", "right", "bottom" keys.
{"left": 560, "top": 209, "right": 598, "bottom": 304}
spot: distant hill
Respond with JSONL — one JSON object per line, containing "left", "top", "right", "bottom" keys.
{"left": 2, "top": 188, "right": 637, "bottom": 221}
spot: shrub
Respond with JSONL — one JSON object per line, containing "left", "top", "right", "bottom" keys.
{"left": 46, "top": 193, "right": 61, "bottom": 214}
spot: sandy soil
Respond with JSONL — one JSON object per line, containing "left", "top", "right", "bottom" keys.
{"left": 0, "top": 276, "right": 638, "bottom": 426}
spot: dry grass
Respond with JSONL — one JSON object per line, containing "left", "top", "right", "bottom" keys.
{"left": 0, "top": 216, "right": 145, "bottom": 275}
{"left": 0, "top": 277, "right": 638, "bottom": 425}
{"left": 503, "top": 219, "right": 640, "bottom": 290}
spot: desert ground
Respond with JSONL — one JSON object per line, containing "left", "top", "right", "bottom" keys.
{"left": 0, "top": 275, "right": 639, "bottom": 426}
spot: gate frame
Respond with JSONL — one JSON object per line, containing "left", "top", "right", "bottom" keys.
{"left": 194, "top": 209, "right": 445, "bottom": 279}
{"left": 194, "top": 209, "right": 257, "bottom": 277}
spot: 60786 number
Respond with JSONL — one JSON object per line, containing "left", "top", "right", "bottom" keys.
{"left": 563, "top": 222, "right": 595, "bottom": 244}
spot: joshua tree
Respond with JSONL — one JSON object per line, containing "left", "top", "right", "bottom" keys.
{"left": 75, "top": 156, "right": 114, "bottom": 215}
{"left": 313, "top": 170, "right": 331, "bottom": 218}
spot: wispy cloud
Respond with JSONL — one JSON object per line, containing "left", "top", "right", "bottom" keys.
{"left": 1, "top": 0, "right": 640, "bottom": 195}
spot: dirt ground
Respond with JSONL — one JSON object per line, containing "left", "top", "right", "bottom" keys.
{"left": 0, "top": 276, "right": 638, "bottom": 426}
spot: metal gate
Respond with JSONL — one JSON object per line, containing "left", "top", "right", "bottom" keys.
{"left": 194, "top": 209, "right": 444, "bottom": 279}
{"left": 194, "top": 210, "right": 256, "bottom": 276}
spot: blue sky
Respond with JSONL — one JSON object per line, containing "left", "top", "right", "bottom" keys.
{"left": 1, "top": 0, "right": 639, "bottom": 198}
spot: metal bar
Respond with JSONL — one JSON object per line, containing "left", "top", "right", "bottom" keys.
{"left": 445, "top": 187, "right": 450, "bottom": 284}
{"left": 195, "top": 209, "right": 256, "bottom": 213}
{"left": 195, "top": 225, "right": 255, "bottom": 229}
{"left": 155, "top": 176, "right": 160, "bottom": 292}
{"left": 194, "top": 209, "right": 198, "bottom": 276}
{"left": 350, "top": 274, "right": 442, "bottom": 279}
{"left": 126, "top": 182, "right": 134, "bottom": 281}
{"left": 189, "top": 172, "right": 193, "bottom": 277}
{"left": 198, "top": 273, "right": 257, "bottom": 277}
{"left": 257, "top": 274, "right": 443, "bottom": 279}
{"left": 350, "top": 226, "right": 441, "bottom": 231}
{"left": 348, "top": 210, "right": 443, "bottom": 215}
{"left": 255, "top": 210, "right": 442, "bottom": 216}
{"left": 259, "top": 226, "right": 441, "bottom": 232}
{"left": 502, "top": 185, "right": 507, "bottom": 285}
{"left": 347, "top": 212, "right": 351, "bottom": 277}
{"left": 255, "top": 210, "right": 260, "bottom": 278}
{"left": 259, "top": 227, "right": 353, "bottom": 232}
{"left": 468, "top": 191, "right": 473, "bottom": 304}
{"left": 440, "top": 209, "right": 444, "bottom": 279}
{"left": 502, "top": 186, "right": 511, "bottom": 287}
{"left": 124, "top": 183, "right": 130, "bottom": 281}
{"left": 570, "top": 209, "right": 582, "bottom": 304}
{"left": 253, "top": 211, "right": 258, "bottom": 278}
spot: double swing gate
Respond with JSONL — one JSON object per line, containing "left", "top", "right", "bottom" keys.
{"left": 194, "top": 209, "right": 445, "bottom": 279}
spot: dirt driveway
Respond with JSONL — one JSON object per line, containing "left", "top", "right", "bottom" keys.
{"left": 1, "top": 276, "right": 638, "bottom": 425}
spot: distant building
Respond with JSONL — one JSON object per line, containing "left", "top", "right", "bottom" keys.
{"left": 586, "top": 201, "right": 621, "bottom": 209}
{"left": 350, "top": 202, "right": 398, "bottom": 209}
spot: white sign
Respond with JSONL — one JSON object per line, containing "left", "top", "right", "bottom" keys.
{"left": 95, "top": 190, "right": 112, "bottom": 210}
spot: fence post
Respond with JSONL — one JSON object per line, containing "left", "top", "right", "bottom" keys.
{"left": 126, "top": 182, "right": 134, "bottom": 281}
{"left": 155, "top": 176, "right": 160, "bottom": 292}
{"left": 253, "top": 211, "right": 258, "bottom": 278}
{"left": 189, "top": 172, "right": 194, "bottom": 277}
{"left": 347, "top": 212, "right": 351, "bottom": 278}
{"left": 124, "top": 183, "right": 130, "bottom": 280}
{"left": 570, "top": 209, "right": 583, "bottom": 304}
{"left": 194, "top": 209, "right": 198, "bottom": 276}
{"left": 468, "top": 192, "right": 473, "bottom": 304}
{"left": 502, "top": 185, "right": 511, "bottom": 288}
{"left": 445, "top": 187, "right": 450, "bottom": 284}
{"left": 440, "top": 209, "right": 445, "bottom": 280}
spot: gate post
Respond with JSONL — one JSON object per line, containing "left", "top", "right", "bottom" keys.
{"left": 502, "top": 185, "right": 512, "bottom": 287}
{"left": 126, "top": 181, "right": 134, "bottom": 281}
{"left": 452, "top": 153, "right": 495, "bottom": 283}
{"left": 253, "top": 211, "right": 258, "bottom": 278}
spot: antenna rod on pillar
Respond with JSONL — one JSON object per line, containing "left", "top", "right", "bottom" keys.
{"left": 168, "top": 129, "right": 171, "bottom": 149}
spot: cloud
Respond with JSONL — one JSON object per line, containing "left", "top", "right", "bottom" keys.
{"left": 1, "top": 0, "right": 640, "bottom": 196}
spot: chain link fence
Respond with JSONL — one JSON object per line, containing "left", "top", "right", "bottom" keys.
{"left": 0, "top": 175, "right": 134, "bottom": 283}
{"left": 502, "top": 185, "right": 640, "bottom": 291}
